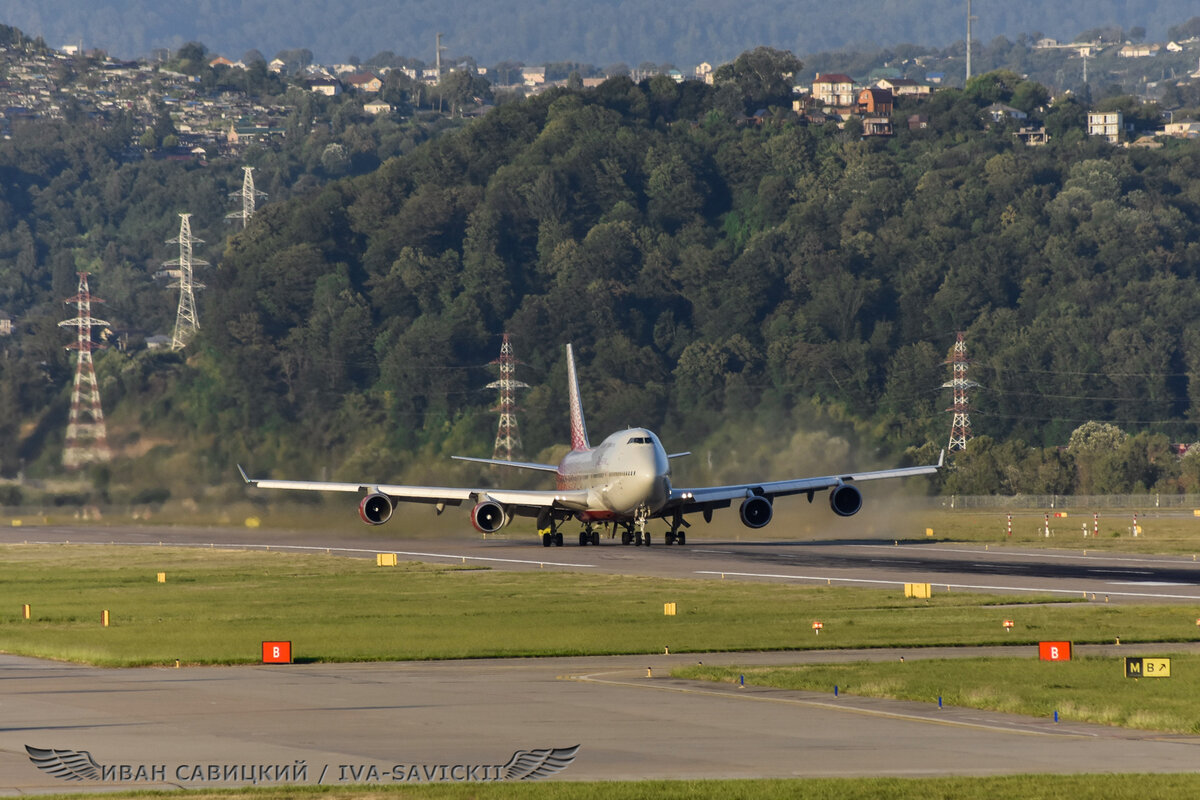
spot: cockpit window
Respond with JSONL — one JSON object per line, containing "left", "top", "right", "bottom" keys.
{"left": 627, "top": 436, "right": 652, "bottom": 444}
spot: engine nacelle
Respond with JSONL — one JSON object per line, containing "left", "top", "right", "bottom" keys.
{"left": 359, "top": 493, "right": 393, "bottom": 525}
{"left": 739, "top": 495, "right": 774, "bottom": 529}
{"left": 471, "top": 500, "right": 510, "bottom": 533}
{"left": 829, "top": 483, "right": 863, "bottom": 517}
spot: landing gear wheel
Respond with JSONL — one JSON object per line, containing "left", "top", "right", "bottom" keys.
{"left": 591, "top": 530, "right": 600, "bottom": 546}
{"left": 542, "top": 533, "right": 552, "bottom": 547}
{"left": 642, "top": 530, "right": 651, "bottom": 546}
{"left": 554, "top": 532, "right": 564, "bottom": 547}
{"left": 621, "top": 530, "right": 632, "bottom": 546}
{"left": 666, "top": 532, "right": 676, "bottom": 546}
{"left": 677, "top": 531, "right": 686, "bottom": 546}
{"left": 579, "top": 531, "right": 588, "bottom": 546}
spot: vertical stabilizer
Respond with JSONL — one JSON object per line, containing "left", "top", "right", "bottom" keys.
{"left": 566, "top": 344, "right": 590, "bottom": 451}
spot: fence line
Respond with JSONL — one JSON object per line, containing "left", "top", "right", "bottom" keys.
{"left": 926, "top": 494, "right": 1200, "bottom": 511}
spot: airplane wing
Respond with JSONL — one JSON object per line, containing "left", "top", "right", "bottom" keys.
{"left": 450, "top": 455, "right": 559, "bottom": 472}
{"left": 238, "top": 466, "right": 591, "bottom": 512}
{"left": 665, "top": 453, "right": 943, "bottom": 511}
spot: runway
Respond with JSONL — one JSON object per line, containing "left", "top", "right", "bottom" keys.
{"left": 6, "top": 523, "right": 1200, "bottom": 603}
{"left": 4, "top": 524, "right": 1200, "bottom": 791}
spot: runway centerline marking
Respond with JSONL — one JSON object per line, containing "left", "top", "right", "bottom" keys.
{"left": 694, "top": 571, "right": 1200, "bottom": 599}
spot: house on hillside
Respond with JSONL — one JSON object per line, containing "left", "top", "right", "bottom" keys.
{"left": 307, "top": 78, "right": 341, "bottom": 96}
{"left": 1119, "top": 43, "right": 1159, "bottom": 58}
{"left": 364, "top": 99, "right": 393, "bottom": 115}
{"left": 1015, "top": 126, "right": 1049, "bottom": 146}
{"left": 1087, "top": 111, "right": 1124, "bottom": 143}
{"left": 1164, "top": 119, "right": 1200, "bottom": 137}
{"left": 345, "top": 72, "right": 383, "bottom": 92}
{"left": 812, "top": 73, "right": 856, "bottom": 107}
{"left": 983, "top": 103, "right": 1027, "bottom": 123}
{"left": 876, "top": 77, "right": 930, "bottom": 97}
{"left": 862, "top": 117, "right": 893, "bottom": 137}
{"left": 857, "top": 87, "right": 893, "bottom": 115}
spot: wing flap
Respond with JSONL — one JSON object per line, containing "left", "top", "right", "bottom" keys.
{"left": 241, "top": 469, "right": 588, "bottom": 510}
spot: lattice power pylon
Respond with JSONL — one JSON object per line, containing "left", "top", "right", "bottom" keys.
{"left": 486, "top": 334, "right": 529, "bottom": 461}
{"left": 226, "top": 166, "right": 266, "bottom": 228}
{"left": 942, "top": 331, "right": 978, "bottom": 452}
{"left": 165, "top": 213, "right": 208, "bottom": 350}
{"left": 59, "top": 272, "right": 112, "bottom": 468}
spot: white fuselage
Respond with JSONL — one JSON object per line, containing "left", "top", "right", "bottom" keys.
{"left": 555, "top": 428, "right": 671, "bottom": 519}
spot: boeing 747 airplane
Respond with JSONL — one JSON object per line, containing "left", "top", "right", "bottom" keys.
{"left": 240, "top": 344, "right": 941, "bottom": 547}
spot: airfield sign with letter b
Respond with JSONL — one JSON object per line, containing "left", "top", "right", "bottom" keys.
{"left": 262, "top": 641, "right": 292, "bottom": 664}
{"left": 1039, "top": 641, "right": 1071, "bottom": 661}
{"left": 1125, "top": 657, "right": 1171, "bottom": 678}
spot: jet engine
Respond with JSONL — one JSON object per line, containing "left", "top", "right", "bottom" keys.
{"left": 829, "top": 484, "right": 863, "bottom": 517}
{"left": 471, "top": 500, "right": 510, "bottom": 533}
{"left": 359, "top": 493, "right": 393, "bottom": 525}
{"left": 739, "top": 495, "right": 774, "bottom": 529}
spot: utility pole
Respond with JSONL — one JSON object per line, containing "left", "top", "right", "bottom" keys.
{"left": 226, "top": 166, "right": 266, "bottom": 229}
{"left": 59, "top": 273, "right": 112, "bottom": 469}
{"left": 965, "top": 0, "right": 977, "bottom": 82}
{"left": 435, "top": 32, "right": 446, "bottom": 78}
{"left": 943, "top": 331, "right": 978, "bottom": 452}
{"left": 164, "top": 213, "right": 208, "bottom": 350}
{"left": 487, "top": 334, "right": 529, "bottom": 461}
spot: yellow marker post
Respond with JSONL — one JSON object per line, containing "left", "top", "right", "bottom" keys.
{"left": 101, "top": 610, "right": 110, "bottom": 627}
{"left": 664, "top": 602, "right": 677, "bottom": 616}
{"left": 376, "top": 553, "right": 398, "bottom": 567}
{"left": 925, "top": 528, "right": 934, "bottom": 537}
{"left": 22, "top": 603, "right": 30, "bottom": 619}
{"left": 157, "top": 572, "right": 166, "bottom": 583}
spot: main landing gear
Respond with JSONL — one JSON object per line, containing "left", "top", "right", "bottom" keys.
{"left": 538, "top": 510, "right": 565, "bottom": 547}
{"left": 577, "top": 527, "right": 600, "bottom": 546}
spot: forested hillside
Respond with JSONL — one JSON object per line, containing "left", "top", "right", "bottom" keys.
{"left": 6, "top": 52, "right": 1200, "bottom": 501}
{"left": 194, "top": 64, "right": 1200, "bottom": 497}
{"left": 3, "top": 0, "right": 1197, "bottom": 66}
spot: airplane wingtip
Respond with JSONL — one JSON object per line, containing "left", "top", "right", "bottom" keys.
{"left": 938, "top": 449, "right": 945, "bottom": 468}
{"left": 237, "top": 464, "right": 251, "bottom": 483}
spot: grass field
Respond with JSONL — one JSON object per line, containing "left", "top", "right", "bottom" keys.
{"left": 675, "top": 653, "right": 1200, "bottom": 733}
{"left": 1, "top": 544, "right": 1200, "bottom": 666}
{"left": 21, "top": 775, "right": 1200, "bottom": 800}
{"left": 11, "top": 494, "right": 1200, "bottom": 554}
{"left": 915, "top": 509, "right": 1200, "bottom": 555}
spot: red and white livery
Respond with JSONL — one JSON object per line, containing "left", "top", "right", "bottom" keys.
{"left": 240, "top": 344, "right": 942, "bottom": 547}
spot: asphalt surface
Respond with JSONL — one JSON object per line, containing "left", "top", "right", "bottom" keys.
{"left": 3, "top": 524, "right": 1200, "bottom": 791}
{"left": 6, "top": 522, "right": 1200, "bottom": 603}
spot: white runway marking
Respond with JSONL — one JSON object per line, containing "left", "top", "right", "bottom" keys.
{"left": 694, "top": 570, "right": 1200, "bottom": 600}
{"left": 854, "top": 544, "right": 1200, "bottom": 568}
{"left": 20, "top": 540, "right": 597, "bottom": 569}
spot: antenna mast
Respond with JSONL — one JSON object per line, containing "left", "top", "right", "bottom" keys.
{"left": 59, "top": 273, "right": 112, "bottom": 468}
{"left": 487, "top": 333, "right": 529, "bottom": 461}
{"left": 965, "top": 0, "right": 977, "bottom": 82}
{"left": 164, "top": 213, "right": 208, "bottom": 350}
{"left": 943, "top": 331, "right": 978, "bottom": 451}
{"left": 226, "top": 166, "right": 266, "bottom": 229}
